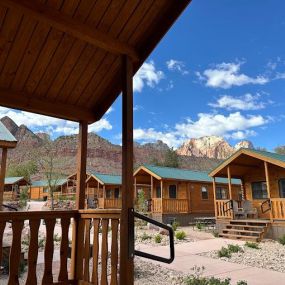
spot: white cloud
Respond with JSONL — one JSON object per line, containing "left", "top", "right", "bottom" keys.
{"left": 166, "top": 59, "right": 189, "bottom": 75}
{"left": 133, "top": 61, "right": 164, "bottom": 92}
{"left": 0, "top": 107, "right": 112, "bottom": 136}
{"left": 133, "top": 112, "right": 269, "bottom": 148}
{"left": 209, "top": 93, "right": 268, "bottom": 111}
{"left": 197, "top": 62, "right": 268, "bottom": 89}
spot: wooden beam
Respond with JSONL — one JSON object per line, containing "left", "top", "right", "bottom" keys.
{"left": 0, "top": 89, "right": 95, "bottom": 123}
{"left": 264, "top": 161, "right": 273, "bottom": 221}
{"left": 120, "top": 55, "right": 134, "bottom": 285}
{"left": 0, "top": 140, "right": 17, "bottom": 149}
{"left": 212, "top": 178, "right": 217, "bottom": 218}
{"left": 1, "top": 0, "right": 139, "bottom": 61}
{"left": 227, "top": 166, "right": 232, "bottom": 200}
{"left": 0, "top": 148, "right": 7, "bottom": 209}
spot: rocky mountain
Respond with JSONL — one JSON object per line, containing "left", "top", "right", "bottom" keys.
{"left": 177, "top": 136, "right": 254, "bottom": 159}
{"left": 1, "top": 117, "right": 245, "bottom": 177}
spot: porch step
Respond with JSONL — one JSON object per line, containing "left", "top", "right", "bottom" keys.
{"left": 219, "top": 233, "right": 259, "bottom": 242}
{"left": 220, "top": 219, "right": 270, "bottom": 242}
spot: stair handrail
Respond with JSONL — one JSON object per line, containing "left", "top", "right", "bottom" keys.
{"left": 223, "top": 199, "right": 233, "bottom": 214}
{"left": 261, "top": 198, "right": 271, "bottom": 213}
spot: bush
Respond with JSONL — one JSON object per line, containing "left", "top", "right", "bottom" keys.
{"left": 218, "top": 247, "right": 231, "bottom": 258}
{"left": 141, "top": 232, "right": 152, "bottom": 241}
{"left": 245, "top": 241, "right": 260, "bottom": 249}
{"left": 154, "top": 234, "right": 162, "bottom": 243}
{"left": 237, "top": 281, "right": 248, "bottom": 285}
{"left": 227, "top": 244, "right": 243, "bottom": 253}
{"left": 196, "top": 222, "right": 204, "bottom": 231}
{"left": 175, "top": 230, "right": 186, "bottom": 240}
{"left": 278, "top": 234, "right": 285, "bottom": 245}
{"left": 19, "top": 186, "right": 29, "bottom": 208}
{"left": 212, "top": 230, "right": 219, "bottom": 238}
{"left": 54, "top": 233, "right": 62, "bottom": 242}
{"left": 172, "top": 221, "right": 180, "bottom": 231}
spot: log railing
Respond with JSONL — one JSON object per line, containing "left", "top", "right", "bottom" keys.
{"left": 0, "top": 209, "right": 121, "bottom": 284}
{"left": 152, "top": 198, "right": 162, "bottom": 213}
{"left": 271, "top": 198, "right": 285, "bottom": 220}
{"left": 162, "top": 199, "right": 188, "bottom": 213}
{"left": 215, "top": 199, "right": 233, "bottom": 219}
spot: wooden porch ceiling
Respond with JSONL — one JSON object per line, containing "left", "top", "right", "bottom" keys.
{"left": 0, "top": 0, "right": 191, "bottom": 123}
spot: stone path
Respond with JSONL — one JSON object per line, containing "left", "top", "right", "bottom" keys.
{"left": 138, "top": 238, "right": 285, "bottom": 285}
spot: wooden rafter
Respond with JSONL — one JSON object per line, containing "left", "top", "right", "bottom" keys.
{"left": 1, "top": 0, "right": 140, "bottom": 61}
{"left": 0, "top": 89, "right": 95, "bottom": 122}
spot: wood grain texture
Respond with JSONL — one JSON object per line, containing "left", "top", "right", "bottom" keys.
{"left": 100, "top": 219, "right": 109, "bottom": 285}
{"left": 110, "top": 219, "right": 119, "bottom": 285}
{"left": 91, "top": 219, "right": 100, "bottom": 285}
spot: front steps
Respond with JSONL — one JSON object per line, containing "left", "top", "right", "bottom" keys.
{"left": 219, "top": 219, "right": 270, "bottom": 242}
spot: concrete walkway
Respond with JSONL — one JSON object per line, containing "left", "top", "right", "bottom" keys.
{"left": 138, "top": 238, "right": 285, "bottom": 285}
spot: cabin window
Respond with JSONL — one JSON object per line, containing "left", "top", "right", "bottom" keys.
{"left": 279, "top": 179, "right": 285, "bottom": 198}
{"left": 168, "top": 185, "right": 177, "bottom": 199}
{"left": 106, "top": 189, "right": 112, "bottom": 199}
{"left": 251, "top": 182, "right": 268, "bottom": 199}
{"left": 201, "top": 186, "right": 208, "bottom": 200}
{"left": 43, "top": 187, "right": 49, "bottom": 193}
{"left": 216, "top": 187, "right": 227, "bottom": 200}
{"left": 156, "top": 186, "right": 161, "bottom": 198}
{"left": 114, "top": 188, "right": 120, "bottom": 199}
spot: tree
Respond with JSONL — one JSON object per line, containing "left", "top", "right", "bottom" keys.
{"left": 36, "top": 140, "right": 66, "bottom": 210}
{"left": 7, "top": 161, "right": 38, "bottom": 183}
{"left": 274, "top": 146, "right": 285, "bottom": 155}
{"left": 163, "top": 148, "right": 179, "bottom": 168}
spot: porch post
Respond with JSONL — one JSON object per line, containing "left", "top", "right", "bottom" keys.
{"left": 227, "top": 166, "right": 232, "bottom": 200}
{"left": 120, "top": 55, "right": 134, "bottom": 285}
{"left": 264, "top": 161, "right": 273, "bottom": 221}
{"left": 212, "top": 177, "right": 217, "bottom": 218}
{"left": 151, "top": 176, "right": 153, "bottom": 198}
{"left": 160, "top": 180, "right": 163, "bottom": 212}
{"left": 0, "top": 148, "right": 8, "bottom": 210}
{"left": 71, "top": 121, "right": 88, "bottom": 280}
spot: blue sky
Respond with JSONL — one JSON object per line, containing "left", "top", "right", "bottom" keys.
{"left": 1, "top": 0, "right": 285, "bottom": 151}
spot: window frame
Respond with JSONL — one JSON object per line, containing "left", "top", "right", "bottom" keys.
{"left": 156, "top": 186, "right": 161, "bottom": 198}
{"left": 201, "top": 185, "right": 209, "bottom": 200}
{"left": 114, "top": 188, "right": 120, "bottom": 199}
{"left": 215, "top": 186, "right": 228, "bottom": 200}
{"left": 279, "top": 179, "right": 285, "bottom": 198}
{"left": 251, "top": 181, "right": 268, "bottom": 200}
{"left": 168, "top": 184, "right": 177, "bottom": 199}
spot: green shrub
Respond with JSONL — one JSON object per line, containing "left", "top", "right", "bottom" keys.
{"left": 196, "top": 222, "right": 204, "bottom": 231}
{"left": 227, "top": 244, "right": 243, "bottom": 253}
{"left": 54, "top": 233, "right": 62, "bottom": 242}
{"left": 19, "top": 186, "right": 29, "bottom": 208}
{"left": 218, "top": 247, "right": 231, "bottom": 258}
{"left": 278, "top": 234, "right": 285, "bottom": 245}
{"left": 175, "top": 230, "right": 186, "bottom": 240}
{"left": 154, "top": 234, "right": 162, "bottom": 243}
{"left": 172, "top": 221, "right": 180, "bottom": 231}
{"left": 141, "top": 232, "right": 152, "bottom": 241}
{"left": 237, "top": 281, "right": 248, "bottom": 285}
{"left": 212, "top": 230, "right": 219, "bottom": 238}
{"left": 245, "top": 241, "right": 260, "bottom": 249}
{"left": 38, "top": 237, "right": 45, "bottom": 248}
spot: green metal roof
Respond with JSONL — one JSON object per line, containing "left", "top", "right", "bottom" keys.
{"left": 90, "top": 172, "right": 121, "bottom": 185}
{"left": 4, "top": 177, "right": 25, "bottom": 185}
{"left": 0, "top": 121, "right": 17, "bottom": 142}
{"left": 143, "top": 165, "right": 240, "bottom": 185}
{"left": 32, "top": 178, "right": 68, "bottom": 187}
{"left": 245, "top": 148, "right": 285, "bottom": 163}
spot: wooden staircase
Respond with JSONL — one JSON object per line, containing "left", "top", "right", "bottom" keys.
{"left": 219, "top": 219, "right": 270, "bottom": 241}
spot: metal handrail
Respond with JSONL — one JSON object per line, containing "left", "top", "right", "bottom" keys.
{"left": 261, "top": 198, "right": 271, "bottom": 213}
{"left": 130, "top": 209, "right": 175, "bottom": 264}
{"left": 223, "top": 200, "right": 233, "bottom": 213}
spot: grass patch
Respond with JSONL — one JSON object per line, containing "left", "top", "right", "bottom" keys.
{"left": 154, "top": 234, "right": 162, "bottom": 243}
{"left": 227, "top": 244, "right": 243, "bottom": 253}
{"left": 141, "top": 232, "right": 152, "bottom": 241}
{"left": 218, "top": 244, "right": 243, "bottom": 258}
{"left": 245, "top": 241, "right": 260, "bottom": 249}
{"left": 196, "top": 222, "right": 205, "bottom": 231}
{"left": 175, "top": 230, "right": 186, "bottom": 240}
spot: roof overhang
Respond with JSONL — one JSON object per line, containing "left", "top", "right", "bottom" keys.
{"left": 0, "top": 0, "right": 191, "bottom": 123}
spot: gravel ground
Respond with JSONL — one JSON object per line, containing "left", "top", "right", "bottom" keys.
{"left": 201, "top": 239, "right": 285, "bottom": 273}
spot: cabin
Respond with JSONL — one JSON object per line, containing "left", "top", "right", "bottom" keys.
{"left": 3, "top": 177, "right": 30, "bottom": 201}
{"left": 86, "top": 172, "right": 122, "bottom": 209}
{"left": 0, "top": 121, "right": 17, "bottom": 206}
{"left": 210, "top": 148, "right": 285, "bottom": 241}
{"left": 0, "top": 1, "right": 191, "bottom": 284}
{"left": 30, "top": 178, "right": 71, "bottom": 200}
{"left": 134, "top": 165, "right": 241, "bottom": 226}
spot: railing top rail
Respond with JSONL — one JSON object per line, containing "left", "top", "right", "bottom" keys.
{"left": 78, "top": 209, "right": 121, "bottom": 214}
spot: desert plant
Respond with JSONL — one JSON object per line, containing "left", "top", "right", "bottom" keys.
{"left": 38, "top": 237, "right": 45, "bottom": 248}
{"left": 218, "top": 247, "right": 231, "bottom": 258}
{"left": 278, "top": 234, "right": 285, "bottom": 245}
{"left": 227, "top": 244, "right": 243, "bottom": 253}
{"left": 141, "top": 232, "right": 152, "bottom": 241}
{"left": 19, "top": 186, "right": 29, "bottom": 208}
{"left": 196, "top": 222, "right": 204, "bottom": 230}
{"left": 175, "top": 230, "right": 186, "bottom": 240}
{"left": 212, "top": 230, "right": 219, "bottom": 237}
{"left": 154, "top": 234, "right": 162, "bottom": 243}
{"left": 172, "top": 221, "right": 180, "bottom": 231}
{"left": 236, "top": 281, "right": 248, "bottom": 285}
{"left": 245, "top": 241, "right": 260, "bottom": 249}
{"left": 54, "top": 233, "right": 62, "bottom": 242}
